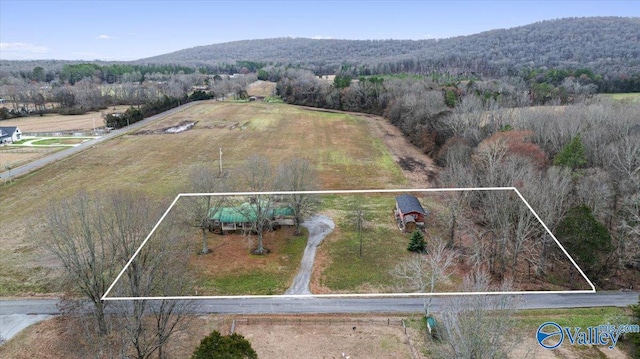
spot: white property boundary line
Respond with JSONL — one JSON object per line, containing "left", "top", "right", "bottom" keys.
{"left": 102, "top": 188, "right": 596, "bottom": 301}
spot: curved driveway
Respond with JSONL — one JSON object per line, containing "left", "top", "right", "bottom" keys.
{"left": 285, "top": 215, "right": 335, "bottom": 295}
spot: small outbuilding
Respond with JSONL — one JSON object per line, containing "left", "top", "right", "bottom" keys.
{"left": 395, "top": 194, "right": 427, "bottom": 232}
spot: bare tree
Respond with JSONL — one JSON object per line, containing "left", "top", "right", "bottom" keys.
{"left": 73, "top": 77, "right": 105, "bottom": 110}
{"left": 276, "top": 157, "right": 320, "bottom": 236}
{"left": 185, "top": 166, "right": 228, "bottom": 254}
{"left": 524, "top": 166, "right": 573, "bottom": 276}
{"left": 236, "top": 155, "right": 277, "bottom": 254}
{"left": 106, "top": 191, "right": 196, "bottom": 359}
{"left": 577, "top": 168, "right": 614, "bottom": 212}
{"left": 618, "top": 193, "right": 640, "bottom": 270}
{"left": 349, "top": 197, "right": 367, "bottom": 258}
{"left": 41, "top": 191, "right": 119, "bottom": 335}
{"left": 438, "top": 269, "right": 521, "bottom": 359}
{"left": 113, "top": 237, "right": 195, "bottom": 359}
{"left": 392, "top": 239, "right": 455, "bottom": 316}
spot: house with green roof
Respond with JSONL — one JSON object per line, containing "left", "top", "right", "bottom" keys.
{"left": 208, "top": 202, "right": 295, "bottom": 234}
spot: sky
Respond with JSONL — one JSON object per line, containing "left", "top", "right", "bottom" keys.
{"left": 1, "top": 0, "right": 639, "bottom": 61}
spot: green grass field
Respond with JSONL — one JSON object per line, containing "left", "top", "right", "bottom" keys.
{"left": 311, "top": 193, "right": 460, "bottom": 294}
{"left": 315, "top": 194, "right": 412, "bottom": 293}
{"left": 602, "top": 92, "right": 640, "bottom": 102}
{"left": 29, "top": 138, "right": 87, "bottom": 146}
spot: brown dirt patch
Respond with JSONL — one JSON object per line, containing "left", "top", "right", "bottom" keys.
{"left": 0, "top": 314, "right": 427, "bottom": 359}
{"left": 190, "top": 227, "right": 297, "bottom": 276}
{"left": 233, "top": 315, "right": 422, "bottom": 359}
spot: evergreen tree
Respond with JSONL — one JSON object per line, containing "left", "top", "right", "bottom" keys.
{"left": 554, "top": 134, "right": 587, "bottom": 169}
{"left": 191, "top": 330, "right": 257, "bottom": 359}
{"left": 407, "top": 230, "right": 427, "bottom": 253}
{"left": 556, "top": 205, "right": 613, "bottom": 277}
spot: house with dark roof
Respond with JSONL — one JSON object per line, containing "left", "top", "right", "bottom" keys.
{"left": 395, "top": 194, "right": 427, "bottom": 232}
{"left": 0, "top": 126, "right": 21, "bottom": 144}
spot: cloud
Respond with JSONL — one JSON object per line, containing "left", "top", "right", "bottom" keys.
{"left": 0, "top": 42, "right": 48, "bottom": 59}
{"left": 311, "top": 35, "right": 334, "bottom": 40}
{"left": 96, "top": 34, "right": 116, "bottom": 40}
{"left": 0, "top": 42, "right": 48, "bottom": 53}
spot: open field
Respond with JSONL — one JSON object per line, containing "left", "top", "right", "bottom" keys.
{"left": 246, "top": 80, "right": 276, "bottom": 97}
{"left": 0, "top": 147, "right": 61, "bottom": 169}
{"left": 313, "top": 193, "right": 426, "bottom": 294}
{"left": 0, "top": 101, "right": 408, "bottom": 295}
{"left": 0, "top": 105, "right": 130, "bottom": 132}
{"left": 602, "top": 92, "right": 640, "bottom": 102}
{"left": 0, "top": 101, "right": 591, "bottom": 296}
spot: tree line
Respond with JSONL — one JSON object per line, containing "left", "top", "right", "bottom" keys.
{"left": 274, "top": 65, "right": 639, "bottom": 289}
{"left": 0, "top": 72, "right": 256, "bottom": 121}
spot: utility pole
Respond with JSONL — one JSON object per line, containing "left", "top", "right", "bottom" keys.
{"left": 357, "top": 206, "right": 364, "bottom": 258}
{"left": 219, "top": 147, "right": 223, "bottom": 176}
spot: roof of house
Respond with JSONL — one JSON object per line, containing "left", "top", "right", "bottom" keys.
{"left": 272, "top": 206, "right": 295, "bottom": 217}
{"left": 208, "top": 203, "right": 294, "bottom": 223}
{"left": 209, "top": 204, "right": 256, "bottom": 223}
{"left": 0, "top": 126, "right": 19, "bottom": 135}
{"left": 395, "top": 194, "right": 426, "bottom": 215}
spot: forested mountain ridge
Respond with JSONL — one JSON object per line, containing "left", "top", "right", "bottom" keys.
{"left": 138, "top": 17, "right": 640, "bottom": 77}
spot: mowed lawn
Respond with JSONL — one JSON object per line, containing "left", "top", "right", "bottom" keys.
{"left": 0, "top": 101, "right": 407, "bottom": 295}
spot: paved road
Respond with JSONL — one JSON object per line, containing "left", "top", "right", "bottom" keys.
{"left": 1, "top": 291, "right": 637, "bottom": 316}
{"left": 1, "top": 291, "right": 637, "bottom": 342}
{"left": 0, "top": 101, "right": 203, "bottom": 180}
{"left": 285, "top": 215, "right": 335, "bottom": 295}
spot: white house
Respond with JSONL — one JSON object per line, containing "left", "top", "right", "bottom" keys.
{"left": 0, "top": 126, "right": 22, "bottom": 144}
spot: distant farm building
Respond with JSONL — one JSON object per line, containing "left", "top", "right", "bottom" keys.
{"left": 0, "top": 126, "right": 22, "bottom": 144}
{"left": 208, "top": 202, "right": 295, "bottom": 234}
{"left": 394, "top": 194, "right": 427, "bottom": 232}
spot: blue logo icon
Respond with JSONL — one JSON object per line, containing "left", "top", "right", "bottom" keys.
{"left": 537, "top": 322, "right": 564, "bottom": 349}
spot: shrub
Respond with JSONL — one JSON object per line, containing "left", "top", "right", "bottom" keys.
{"left": 191, "top": 330, "right": 257, "bottom": 359}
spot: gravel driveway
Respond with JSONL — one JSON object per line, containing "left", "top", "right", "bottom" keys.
{"left": 285, "top": 215, "right": 335, "bottom": 295}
